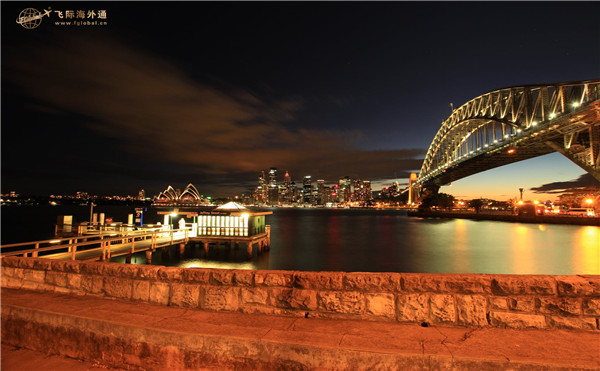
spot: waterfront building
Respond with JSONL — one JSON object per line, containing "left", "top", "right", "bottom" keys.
{"left": 154, "top": 184, "right": 209, "bottom": 206}
{"left": 303, "top": 176, "right": 313, "bottom": 204}
{"left": 339, "top": 176, "right": 352, "bottom": 202}
{"left": 317, "top": 179, "right": 326, "bottom": 205}
{"left": 138, "top": 189, "right": 146, "bottom": 201}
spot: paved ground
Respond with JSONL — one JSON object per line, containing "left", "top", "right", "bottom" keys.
{"left": 1, "top": 344, "right": 126, "bottom": 371}
{"left": 2, "top": 288, "right": 599, "bottom": 370}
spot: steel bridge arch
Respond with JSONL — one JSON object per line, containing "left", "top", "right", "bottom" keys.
{"left": 416, "top": 80, "right": 600, "bottom": 191}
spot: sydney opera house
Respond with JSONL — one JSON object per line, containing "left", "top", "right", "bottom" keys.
{"left": 153, "top": 183, "right": 210, "bottom": 206}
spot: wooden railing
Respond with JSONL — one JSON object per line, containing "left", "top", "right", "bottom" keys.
{"left": 0, "top": 226, "right": 192, "bottom": 261}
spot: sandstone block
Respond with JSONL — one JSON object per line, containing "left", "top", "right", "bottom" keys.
{"left": 401, "top": 273, "right": 436, "bottom": 292}
{"left": 233, "top": 270, "right": 254, "bottom": 286}
{"left": 210, "top": 270, "right": 234, "bottom": 285}
{"left": 443, "top": 275, "right": 493, "bottom": 294}
{"left": 430, "top": 294, "right": 456, "bottom": 324}
{"left": 1, "top": 256, "right": 20, "bottom": 267}
{"left": 240, "top": 287, "right": 268, "bottom": 306}
{"left": 557, "top": 276, "right": 600, "bottom": 297}
{"left": 317, "top": 291, "right": 364, "bottom": 314}
{"left": 3, "top": 277, "right": 23, "bottom": 289}
{"left": 50, "top": 260, "right": 81, "bottom": 273}
{"left": 14, "top": 257, "right": 36, "bottom": 269}
{"left": 136, "top": 265, "right": 161, "bottom": 280}
{"left": 583, "top": 298, "right": 600, "bottom": 316}
{"left": 456, "top": 295, "right": 488, "bottom": 326}
{"left": 203, "top": 286, "right": 239, "bottom": 311}
{"left": 81, "top": 275, "right": 104, "bottom": 294}
{"left": 255, "top": 271, "right": 293, "bottom": 287}
{"left": 103, "top": 277, "right": 133, "bottom": 299}
{"left": 539, "top": 297, "right": 581, "bottom": 316}
{"left": 103, "top": 262, "right": 134, "bottom": 278}
{"left": 396, "top": 294, "right": 429, "bottom": 322}
{"left": 365, "top": 293, "right": 395, "bottom": 319}
{"left": 170, "top": 283, "right": 201, "bottom": 308}
{"left": 489, "top": 297, "right": 508, "bottom": 310}
{"left": 66, "top": 273, "right": 82, "bottom": 290}
{"left": 293, "top": 271, "right": 343, "bottom": 290}
{"left": 22, "top": 269, "right": 45, "bottom": 284}
{"left": 489, "top": 312, "right": 546, "bottom": 329}
{"left": 80, "top": 262, "right": 106, "bottom": 275}
{"left": 2, "top": 267, "right": 24, "bottom": 280}
{"left": 149, "top": 282, "right": 170, "bottom": 305}
{"left": 132, "top": 280, "right": 150, "bottom": 301}
{"left": 182, "top": 268, "right": 211, "bottom": 284}
{"left": 491, "top": 276, "right": 556, "bottom": 296}
{"left": 546, "top": 315, "right": 597, "bottom": 330}
{"left": 343, "top": 272, "right": 400, "bottom": 292}
{"left": 157, "top": 267, "right": 183, "bottom": 281}
{"left": 32, "top": 259, "right": 52, "bottom": 271}
{"left": 508, "top": 297, "right": 537, "bottom": 313}
{"left": 267, "top": 287, "right": 317, "bottom": 311}
{"left": 45, "top": 271, "right": 68, "bottom": 288}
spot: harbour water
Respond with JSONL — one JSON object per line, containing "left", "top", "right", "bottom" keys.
{"left": 1, "top": 206, "right": 598, "bottom": 274}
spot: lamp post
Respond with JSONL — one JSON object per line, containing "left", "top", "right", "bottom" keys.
{"left": 89, "top": 202, "right": 96, "bottom": 224}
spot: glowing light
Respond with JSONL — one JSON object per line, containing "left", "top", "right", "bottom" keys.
{"left": 170, "top": 212, "right": 177, "bottom": 217}
{"left": 534, "top": 200, "right": 539, "bottom": 205}
{"left": 572, "top": 102, "right": 580, "bottom": 108}
{"left": 549, "top": 113, "right": 556, "bottom": 119}
{"left": 585, "top": 199, "right": 593, "bottom": 205}
{"left": 507, "top": 148, "right": 516, "bottom": 154}
{"left": 531, "top": 121, "right": 538, "bottom": 127}
{"left": 49, "top": 239, "right": 61, "bottom": 244}
{"left": 518, "top": 200, "right": 524, "bottom": 205}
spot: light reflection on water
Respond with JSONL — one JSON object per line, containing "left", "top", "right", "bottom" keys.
{"left": 4, "top": 205, "right": 595, "bottom": 274}
{"left": 120, "top": 209, "right": 599, "bottom": 275}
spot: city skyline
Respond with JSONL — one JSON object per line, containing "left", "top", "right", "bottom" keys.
{"left": 2, "top": 2, "right": 600, "bottom": 199}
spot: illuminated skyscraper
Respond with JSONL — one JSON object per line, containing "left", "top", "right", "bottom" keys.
{"left": 339, "top": 176, "right": 351, "bottom": 202}
{"left": 268, "top": 167, "right": 279, "bottom": 205}
{"left": 363, "top": 180, "right": 372, "bottom": 201}
{"left": 317, "top": 179, "right": 326, "bottom": 205}
{"left": 138, "top": 189, "right": 145, "bottom": 200}
{"left": 303, "top": 175, "right": 312, "bottom": 204}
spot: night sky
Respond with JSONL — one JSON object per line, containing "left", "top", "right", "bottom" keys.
{"left": 2, "top": 1, "right": 600, "bottom": 199}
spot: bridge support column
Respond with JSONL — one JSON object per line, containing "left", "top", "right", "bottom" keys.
{"left": 247, "top": 243, "right": 253, "bottom": 258}
{"left": 203, "top": 242, "right": 209, "bottom": 254}
{"left": 145, "top": 250, "right": 152, "bottom": 264}
{"left": 126, "top": 254, "right": 132, "bottom": 264}
{"left": 179, "top": 243, "right": 185, "bottom": 255}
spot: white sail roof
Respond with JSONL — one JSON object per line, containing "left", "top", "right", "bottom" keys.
{"left": 215, "top": 202, "right": 247, "bottom": 211}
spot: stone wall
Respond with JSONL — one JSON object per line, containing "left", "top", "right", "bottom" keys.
{"left": 1, "top": 257, "right": 598, "bottom": 331}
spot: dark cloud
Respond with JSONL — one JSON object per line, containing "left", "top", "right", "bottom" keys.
{"left": 530, "top": 174, "right": 600, "bottom": 194}
{"left": 4, "top": 34, "right": 424, "bottom": 195}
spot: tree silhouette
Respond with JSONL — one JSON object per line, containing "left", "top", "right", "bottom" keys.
{"left": 468, "top": 199, "right": 484, "bottom": 214}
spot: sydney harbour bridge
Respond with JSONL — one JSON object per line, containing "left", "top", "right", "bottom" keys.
{"left": 411, "top": 79, "right": 600, "bottom": 199}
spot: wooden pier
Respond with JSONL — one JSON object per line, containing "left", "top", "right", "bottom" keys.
{"left": 0, "top": 224, "right": 271, "bottom": 263}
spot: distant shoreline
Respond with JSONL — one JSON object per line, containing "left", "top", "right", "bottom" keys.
{"left": 407, "top": 210, "right": 600, "bottom": 226}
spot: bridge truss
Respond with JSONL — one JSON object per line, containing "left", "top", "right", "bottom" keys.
{"left": 416, "top": 80, "right": 600, "bottom": 192}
